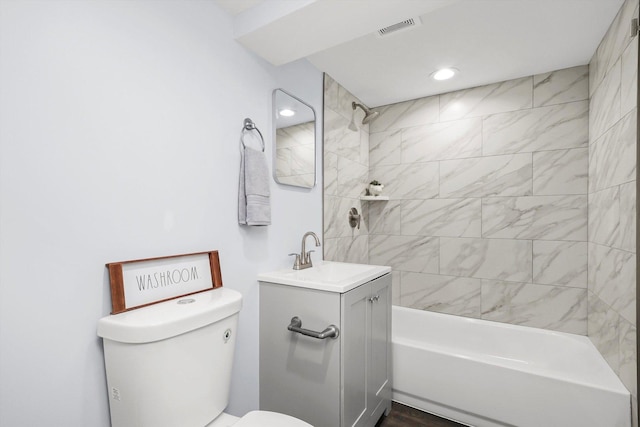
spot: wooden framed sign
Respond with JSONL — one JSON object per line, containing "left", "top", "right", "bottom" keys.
{"left": 106, "top": 251, "right": 223, "bottom": 314}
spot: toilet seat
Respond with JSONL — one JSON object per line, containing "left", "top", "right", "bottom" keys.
{"left": 234, "top": 410, "right": 312, "bottom": 427}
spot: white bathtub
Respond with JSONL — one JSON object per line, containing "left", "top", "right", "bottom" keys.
{"left": 392, "top": 306, "right": 630, "bottom": 427}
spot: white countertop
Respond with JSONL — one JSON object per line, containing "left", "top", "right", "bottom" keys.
{"left": 257, "top": 260, "right": 391, "bottom": 293}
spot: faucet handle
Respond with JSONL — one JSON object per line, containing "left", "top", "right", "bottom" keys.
{"left": 305, "top": 250, "right": 315, "bottom": 264}
{"left": 288, "top": 253, "right": 301, "bottom": 270}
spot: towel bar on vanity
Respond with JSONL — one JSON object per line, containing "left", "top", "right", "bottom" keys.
{"left": 241, "top": 117, "right": 265, "bottom": 152}
{"left": 287, "top": 316, "right": 340, "bottom": 339}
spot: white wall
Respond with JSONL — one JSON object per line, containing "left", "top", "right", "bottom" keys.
{"left": 0, "top": 1, "right": 322, "bottom": 425}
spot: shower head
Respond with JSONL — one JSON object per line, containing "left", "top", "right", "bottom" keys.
{"left": 352, "top": 102, "right": 379, "bottom": 125}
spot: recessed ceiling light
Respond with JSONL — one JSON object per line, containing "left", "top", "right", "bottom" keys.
{"left": 431, "top": 68, "right": 458, "bottom": 81}
{"left": 279, "top": 108, "right": 295, "bottom": 117}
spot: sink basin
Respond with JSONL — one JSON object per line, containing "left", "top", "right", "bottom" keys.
{"left": 257, "top": 261, "right": 391, "bottom": 293}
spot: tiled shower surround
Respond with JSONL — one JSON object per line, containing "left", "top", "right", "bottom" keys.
{"left": 326, "top": 67, "right": 592, "bottom": 334}
{"left": 324, "top": 0, "right": 637, "bottom": 414}
{"left": 323, "top": 74, "right": 370, "bottom": 264}
{"left": 372, "top": 70, "right": 592, "bottom": 333}
{"left": 588, "top": 0, "right": 638, "bottom": 416}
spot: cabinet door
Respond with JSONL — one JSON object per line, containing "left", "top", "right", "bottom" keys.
{"left": 368, "top": 274, "right": 392, "bottom": 423}
{"left": 341, "top": 282, "right": 371, "bottom": 427}
{"left": 260, "top": 283, "right": 342, "bottom": 427}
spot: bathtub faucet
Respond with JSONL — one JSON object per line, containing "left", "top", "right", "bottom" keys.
{"left": 289, "top": 231, "right": 321, "bottom": 270}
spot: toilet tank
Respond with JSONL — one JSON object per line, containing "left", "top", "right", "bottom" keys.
{"left": 97, "top": 288, "right": 243, "bottom": 427}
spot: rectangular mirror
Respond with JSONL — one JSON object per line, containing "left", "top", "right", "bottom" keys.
{"left": 273, "top": 88, "right": 316, "bottom": 189}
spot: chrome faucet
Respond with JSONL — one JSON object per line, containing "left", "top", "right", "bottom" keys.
{"left": 289, "top": 231, "right": 321, "bottom": 270}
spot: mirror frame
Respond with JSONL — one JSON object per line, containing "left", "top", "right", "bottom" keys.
{"left": 272, "top": 88, "right": 317, "bottom": 189}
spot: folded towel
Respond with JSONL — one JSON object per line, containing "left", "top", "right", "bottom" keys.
{"left": 238, "top": 146, "right": 271, "bottom": 226}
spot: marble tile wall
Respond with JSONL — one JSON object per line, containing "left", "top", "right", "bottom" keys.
{"left": 324, "top": 0, "right": 637, "bottom": 416}
{"left": 588, "top": 0, "right": 638, "bottom": 421}
{"left": 368, "top": 64, "right": 590, "bottom": 335}
{"left": 323, "top": 74, "right": 369, "bottom": 263}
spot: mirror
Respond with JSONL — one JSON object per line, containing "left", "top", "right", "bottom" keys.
{"left": 273, "top": 89, "right": 316, "bottom": 188}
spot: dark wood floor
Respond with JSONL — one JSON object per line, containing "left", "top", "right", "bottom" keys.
{"left": 376, "top": 402, "right": 466, "bottom": 427}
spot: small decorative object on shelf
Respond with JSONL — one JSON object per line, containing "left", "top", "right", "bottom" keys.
{"left": 368, "top": 180, "right": 384, "bottom": 196}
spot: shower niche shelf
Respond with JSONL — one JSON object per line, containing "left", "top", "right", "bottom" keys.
{"left": 360, "top": 195, "right": 389, "bottom": 201}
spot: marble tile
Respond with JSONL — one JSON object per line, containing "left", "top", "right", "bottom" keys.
{"left": 370, "top": 96, "right": 439, "bottom": 133}
{"left": 367, "top": 200, "right": 401, "bottom": 235}
{"left": 588, "top": 242, "right": 598, "bottom": 292}
{"left": 400, "top": 272, "right": 481, "bottom": 318}
{"left": 619, "top": 318, "right": 637, "bottom": 395}
{"left": 440, "top": 153, "right": 532, "bottom": 198}
{"left": 589, "top": 111, "right": 636, "bottom": 192}
{"left": 340, "top": 234, "right": 369, "bottom": 264}
{"left": 482, "top": 101, "right": 588, "bottom": 155}
{"left": 621, "top": 35, "right": 638, "bottom": 116}
{"left": 588, "top": 292, "right": 620, "bottom": 372}
{"left": 323, "top": 195, "right": 342, "bottom": 239}
{"left": 532, "top": 148, "right": 588, "bottom": 195}
{"left": 400, "top": 118, "right": 482, "bottom": 163}
{"left": 370, "top": 162, "right": 439, "bottom": 199}
{"left": 337, "top": 156, "right": 368, "bottom": 198}
{"left": 324, "top": 151, "right": 338, "bottom": 196}
{"left": 589, "top": 243, "right": 636, "bottom": 325}
{"left": 440, "top": 76, "right": 532, "bottom": 121}
{"left": 369, "top": 129, "right": 401, "bottom": 168}
{"left": 392, "top": 271, "right": 401, "bottom": 306}
{"left": 590, "top": 59, "right": 621, "bottom": 142}
{"left": 324, "top": 196, "right": 366, "bottom": 238}
{"left": 359, "top": 127, "right": 369, "bottom": 167}
{"left": 324, "top": 107, "right": 361, "bottom": 161}
{"left": 323, "top": 73, "right": 339, "bottom": 112}
{"left": 401, "top": 198, "right": 481, "bottom": 238}
{"left": 323, "top": 235, "right": 368, "bottom": 264}
{"left": 533, "top": 65, "right": 589, "bottom": 107}
{"left": 589, "top": 186, "right": 620, "bottom": 247}
{"left": 336, "top": 85, "right": 367, "bottom": 122}
{"left": 618, "top": 181, "right": 636, "bottom": 252}
{"left": 482, "top": 195, "right": 587, "bottom": 241}
{"left": 440, "top": 237, "right": 532, "bottom": 282}
{"left": 481, "top": 280, "right": 587, "bottom": 334}
{"left": 369, "top": 235, "right": 439, "bottom": 274}
{"left": 323, "top": 237, "right": 339, "bottom": 262}
{"left": 590, "top": 0, "right": 638, "bottom": 95}
{"left": 533, "top": 241, "right": 587, "bottom": 288}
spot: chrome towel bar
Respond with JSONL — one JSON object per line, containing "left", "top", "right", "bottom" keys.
{"left": 287, "top": 316, "right": 339, "bottom": 340}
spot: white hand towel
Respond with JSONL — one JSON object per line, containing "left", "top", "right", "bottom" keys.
{"left": 238, "top": 146, "right": 271, "bottom": 226}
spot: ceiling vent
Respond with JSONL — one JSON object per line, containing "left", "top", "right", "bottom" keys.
{"left": 377, "top": 17, "right": 421, "bottom": 37}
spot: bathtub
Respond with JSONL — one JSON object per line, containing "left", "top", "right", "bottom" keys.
{"left": 392, "top": 306, "right": 630, "bottom": 427}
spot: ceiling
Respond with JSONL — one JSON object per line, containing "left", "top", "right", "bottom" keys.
{"left": 215, "top": 0, "right": 625, "bottom": 107}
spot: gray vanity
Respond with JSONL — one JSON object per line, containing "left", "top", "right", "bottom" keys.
{"left": 258, "top": 261, "right": 392, "bottom": 427}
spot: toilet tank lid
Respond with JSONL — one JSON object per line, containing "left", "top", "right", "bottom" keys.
{"left": 97, "top": 288, "right": 242, "bottom": 343}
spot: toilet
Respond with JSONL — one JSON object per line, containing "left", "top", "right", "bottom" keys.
{"left": 97, "top": 287, "right": 311, "bottom": 427}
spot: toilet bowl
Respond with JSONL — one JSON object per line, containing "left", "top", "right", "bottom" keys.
{"left": 97, "top": 288, "right": 311, "bottom": 427}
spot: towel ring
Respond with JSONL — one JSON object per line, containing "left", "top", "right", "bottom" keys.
{"left": 241, "top": 118, "right": 265, "bottom": 152}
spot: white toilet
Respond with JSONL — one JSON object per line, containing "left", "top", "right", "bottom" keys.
{"left": 97, "top": 287, "right": 311, "bottom": 427}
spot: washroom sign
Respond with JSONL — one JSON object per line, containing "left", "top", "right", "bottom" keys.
{"left": 106, "top": 251, "right": 223, "bottom": 314}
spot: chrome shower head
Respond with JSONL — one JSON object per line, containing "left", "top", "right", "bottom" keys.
{"left": 352, "top": 102, "right": 379, "bottom": 125}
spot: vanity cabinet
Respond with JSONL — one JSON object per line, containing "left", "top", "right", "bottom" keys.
{"left": 259, "top": 271, "right": 392, "bottom": 427}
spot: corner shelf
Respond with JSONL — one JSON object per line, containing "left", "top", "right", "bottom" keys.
{"left": 360, "top": 195, "right": 389, "bottom": 201}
